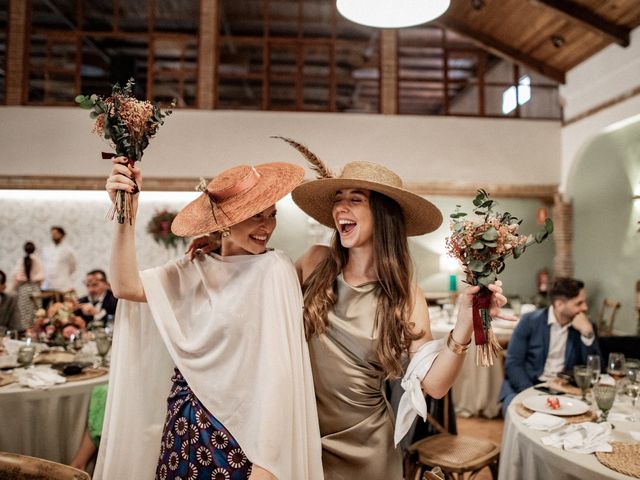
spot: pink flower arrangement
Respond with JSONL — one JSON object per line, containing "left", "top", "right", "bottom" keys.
{"left": 32, "top": 301, "right": 86, "bottom": 347}
{"left": 446, "top": 190, "right": 553, "bottom": 366}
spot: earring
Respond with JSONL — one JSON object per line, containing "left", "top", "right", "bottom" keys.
{"left": 221, "top": 228, "right": 230, "bottom": 238}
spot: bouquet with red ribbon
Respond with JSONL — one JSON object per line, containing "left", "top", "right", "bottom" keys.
{"left": 446, "top": 190, "right": 553, "bottom": 366}
{"left": 76, "top": 79, "right": 174, "bottom": 224}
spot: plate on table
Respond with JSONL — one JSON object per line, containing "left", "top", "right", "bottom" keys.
{"left": 523, "top": 395, "right": 590, "bottom": 416}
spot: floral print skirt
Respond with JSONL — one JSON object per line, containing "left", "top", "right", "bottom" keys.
{"left": 156, "top": 369, "right": 253, "bottom": 480}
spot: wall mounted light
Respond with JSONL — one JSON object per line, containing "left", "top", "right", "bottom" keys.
{"left": 336, "top": 0, "right": 451, "bottom": 28}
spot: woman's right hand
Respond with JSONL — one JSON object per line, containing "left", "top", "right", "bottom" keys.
{"left": 186, "top": 235, "right": 219, "bottom": 260}
{"left": 105, "top": 156, "right": 141, "bottom": 204}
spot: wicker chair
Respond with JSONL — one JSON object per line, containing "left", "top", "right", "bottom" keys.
{"left": 406, "top": 392, "right": 500, "bottom": 480}
{"left": 597, "top": 298, "right": 621, "bottom": 336}
{"left": 0, "top": 452, "right": 90, "bottom": 480}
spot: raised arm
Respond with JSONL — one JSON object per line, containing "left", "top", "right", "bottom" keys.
{"left": 106, "top": 157, "right": 146, "bottom": 302}
{"left": 416, "top": 282, "right": 507, "bottom": 398}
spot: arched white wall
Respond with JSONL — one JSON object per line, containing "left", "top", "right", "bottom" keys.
{"left": 565, "top": 122, "right": 640, "bottom": 334}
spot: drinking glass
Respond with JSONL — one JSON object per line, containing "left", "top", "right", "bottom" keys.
{"left": 626, "top": 367, "right": 640, "bottom": 417}
{"left": 607, "top": 352, "right": 626, "bottom": 382}
{"left": 593, "top": 383, "right": 617, "bottom": 423}
{"left": 573, "top": 365, "right": 592, "bottom": 404}
{"left": 94, "top": 330, "right": 112, "bottom": 367}
{"left": 17, "top": 345, "right": 36, "bottom": 369}
{"left": 587, "top": 354, "right": 601, "bottom": 385}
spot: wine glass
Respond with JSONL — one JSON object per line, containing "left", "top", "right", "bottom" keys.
{"left": 94, "top": 330, "right": 112, "bottom": 367}
{"left": 17, "top": 345, "right": 36, "bottom": 369}
{"left": 573, "top": 365, "right": 592, "bottom": 404}
{"left": 69, "top": 332, "right": 84, "bottom": 354}
{"left": 625, "top": 367, "right": 640, "bottom": 421}
{"left": 586, "top": 354, "right": 601, "bottom": 386}
{"left": 593, "top": 383, "right": 616, "bottom": 423}
{"left": 607, "top": 352, "right": 626, "bottom": 383}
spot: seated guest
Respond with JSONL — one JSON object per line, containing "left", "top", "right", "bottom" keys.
{"left": 70, "top": 385, "right": 108, "bottom": 472}
{"left": 75, "top": 270, "right": 118, "bottom": 327}
{"left": 499, "top": 277, "right": 600, "bottom": 415}
{"left": 0, "top": 270, "right": 21, "bottom": 334}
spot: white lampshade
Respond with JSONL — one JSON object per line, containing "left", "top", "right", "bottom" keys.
{"left": 337, "top": 0, "right": 451, "bottom": 28}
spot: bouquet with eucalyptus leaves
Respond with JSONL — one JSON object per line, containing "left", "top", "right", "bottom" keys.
{"left": 446, "top": 190, "right": 553, "bottom": 366}
{"left": 75, "top": 79, "right": 174, "bottom": 224}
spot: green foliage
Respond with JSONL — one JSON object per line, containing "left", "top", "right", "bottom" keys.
{"left": 447, "top": 190, "right": 554, "bottom": 288}
{"left": 75, "top": 78, "right": 175, "bottom": 162}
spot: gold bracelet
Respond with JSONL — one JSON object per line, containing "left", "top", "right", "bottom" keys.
{"left": 447, "top": 330, "right": 472, "bottom": 355}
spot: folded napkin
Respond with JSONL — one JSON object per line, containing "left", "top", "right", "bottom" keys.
{"left": 541, "top": 422, "right": 613, "bottom": 454}
{"left": 19, "top": 368, "right": 66, "bottom": 390}
{"left": 597, "top": 374, "right": 616, "bottom": 386}
{"left": 523, "top": 412, "right": 567, "bottom": 431}
{"left": 607, "top": 412, "right": 630, "bottom": 422}
{"left": 394, "top": 338, "right": 443, "bottom": 446}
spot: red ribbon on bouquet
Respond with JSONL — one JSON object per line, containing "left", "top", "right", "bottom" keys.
{"left": 471, "top": 288, "right": 502, "bottom": 367}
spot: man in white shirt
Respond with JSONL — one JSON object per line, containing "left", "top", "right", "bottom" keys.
{"left": 499, "top": 278, "right": 600, "bottom": 415}
{"left": 42, "top": 226, "right": 77, "bottom": 293}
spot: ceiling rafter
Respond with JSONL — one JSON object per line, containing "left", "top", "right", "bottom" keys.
{"left": 531, "top": 0, "right": 630, "bottom": 47}
{"left": 436, "top": 17, "right": 566, "bottom": 84}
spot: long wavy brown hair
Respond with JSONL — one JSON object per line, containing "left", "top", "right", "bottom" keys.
{"left": 302, "top": 191, "right": 421, "bottom": 378}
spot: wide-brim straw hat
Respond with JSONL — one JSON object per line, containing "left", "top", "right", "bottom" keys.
{"left": 172, "top": 162, "right": 304, "bottom": 237}
{"left": 292, "top": 161, "right": 443, "bottom": 236}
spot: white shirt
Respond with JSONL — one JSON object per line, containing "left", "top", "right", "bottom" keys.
{"left": 42, "top": 241, "right": 77, "bottom": 291}
{"left": 539, "top": 306, "right": 595, "bottom": 381}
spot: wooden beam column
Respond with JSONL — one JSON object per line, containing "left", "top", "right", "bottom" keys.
{"left": 197, "top": 0, "right": 219, "bottom": 109}
{"left": 379, "top": 29, "right": 398, "bottom": 114}
{"left": 552, "top": 193, "right": 573, "bottom": 277}
{"left": 6, "top": 0, "right": 29, "bottom": 104}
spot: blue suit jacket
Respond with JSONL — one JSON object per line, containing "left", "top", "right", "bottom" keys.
{"left": 499, "top": 308, "right": 601, "bottom": 402}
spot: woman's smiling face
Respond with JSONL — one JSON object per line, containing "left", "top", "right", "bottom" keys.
{"left": 332, "top": 188, "right": 374, "bottom": 249}
{"left": 221, "top": 205, "right": 277, "bottom": 256}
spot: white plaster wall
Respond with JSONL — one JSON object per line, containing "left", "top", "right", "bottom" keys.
{"left": 560, "top": 26, "right": 640, "bottom": 194}
{"left": 560, "top": 28, "right": 640, "bottom": 122}
{"left": 0, "top": 107, "right": 561, "bottom": 185}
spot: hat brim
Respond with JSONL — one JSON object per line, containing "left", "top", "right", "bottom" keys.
{"left": 291, "top": 178, "right": 443, "bottom": 236}
{"left": 172, "top": 162, "right": 304, "bottom": 237}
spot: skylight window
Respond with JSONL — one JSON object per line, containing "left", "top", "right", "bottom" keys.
{"left": 502, "top": 75, "right": 531, "bottom": 114}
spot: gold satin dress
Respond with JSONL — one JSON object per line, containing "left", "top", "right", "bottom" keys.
{"left": 308, "top": 274, "right": 403, "bottom": 480}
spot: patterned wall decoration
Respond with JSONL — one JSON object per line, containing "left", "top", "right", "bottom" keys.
{"left": 0, "top": 191, "right": 198, "bottom": 297}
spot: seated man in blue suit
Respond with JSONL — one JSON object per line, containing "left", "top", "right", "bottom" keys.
{"left": 500, "top": 277, "right": 600, "bottom": 416}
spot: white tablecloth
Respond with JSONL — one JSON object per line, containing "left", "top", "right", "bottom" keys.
{"left": 499, "top": 387, "right": 639, "bottom": 480}
{"left": 0, "top": 365, "right": 108, "bottom": 464}
{"left": 431, "top": 319, "right": 514, "bottom": 418}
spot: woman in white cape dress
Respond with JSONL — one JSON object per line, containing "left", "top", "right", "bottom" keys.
{"left": 94, "top": 158, "right": 323, "bottom": 480}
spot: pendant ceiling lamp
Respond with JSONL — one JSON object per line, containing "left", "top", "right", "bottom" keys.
{"left": 336, "top": 0, "right": 451, "bottom": 29}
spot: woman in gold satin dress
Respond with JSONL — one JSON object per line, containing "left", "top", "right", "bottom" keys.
{"left": 290, "top": 150, "right": 507, "bottom": 480}
{"left": 188, "top": 140, "right": 508, "bottom": 480}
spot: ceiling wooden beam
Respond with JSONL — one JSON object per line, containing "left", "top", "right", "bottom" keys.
{"left": 531, "top": 0, "right": 630, "bottom": 47}
{"left": 436, "top": 17, "right": 566, "bottom": 84}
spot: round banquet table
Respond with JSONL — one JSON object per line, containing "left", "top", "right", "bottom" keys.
{"left": 0, "top": 364, "right": 108, "bottom": 464}
{"left": 498, "top": 386, "right": 639, "bottom": 480}
{"left": 431, "top": 318, "right": 514, "bottom": 418}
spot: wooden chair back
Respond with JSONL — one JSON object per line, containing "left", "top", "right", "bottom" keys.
{"left": 0, "top": 452, "right": 90, "bottom": 480}
{"left": 597, "top": 298, "right": 621, "bottom": 336}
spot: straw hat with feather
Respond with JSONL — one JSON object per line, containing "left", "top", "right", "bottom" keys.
{"left": 273, "top": 137, "right": 442, "bottom": 236}
{"left": 171, "top": 162, "right": 304, "bottom": 237}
